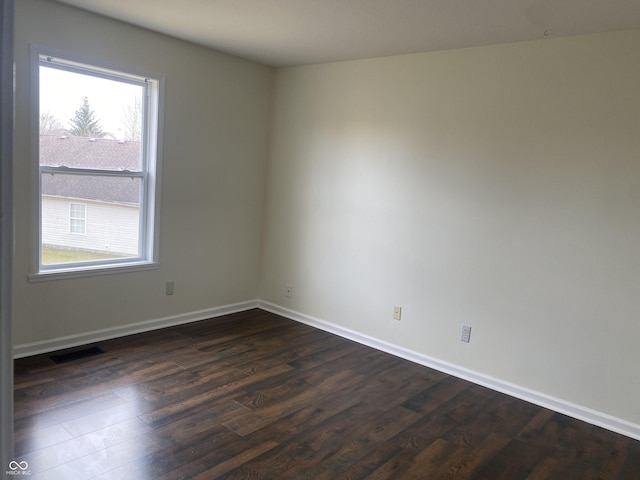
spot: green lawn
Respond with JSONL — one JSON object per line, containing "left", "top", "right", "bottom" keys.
{"left": 42, "top": 246, "right": 127, "bottom": 265}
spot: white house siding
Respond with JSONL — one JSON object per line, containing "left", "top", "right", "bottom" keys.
{"left": 42, "top": 196, "right": 139, "bottom": 255}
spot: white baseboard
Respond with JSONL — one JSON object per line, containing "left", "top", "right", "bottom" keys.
{"left": 13, "top": 300, "right": 260, "bottom": 359}
{"left": 259, "top": 301, "right": 640, "bottom": 442}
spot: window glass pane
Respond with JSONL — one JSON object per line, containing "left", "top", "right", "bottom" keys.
{"left": 69, "top": 203, "right": 86, "bottom": 234}
{"left": 70, "top": 218, "right": 85, "bottom": 234}
{"left": 70, "top": 203, "right": 85, "bottom": 218}
{"left": 41, "top": 174, "right": 141, "bottom": 265}
{"left": 39, "top": 66, "right": 143, "bottom": 171}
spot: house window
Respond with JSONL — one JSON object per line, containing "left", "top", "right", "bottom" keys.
{"left": 69, "top": 203, "right": 86, "bottom": 234}
{"left": 33, "top": 50, "right": 162, "bottom": 278}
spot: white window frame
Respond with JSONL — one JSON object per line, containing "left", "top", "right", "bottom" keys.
{"left": 30, "top": 47, "right": 163, "bottom": 281}
{"left": 69, "top": 202, "right": 86, "bottom": 235}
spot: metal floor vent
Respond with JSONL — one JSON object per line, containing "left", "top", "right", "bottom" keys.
{"left": 50, "top": 346, "right": 104, "bottom": 364}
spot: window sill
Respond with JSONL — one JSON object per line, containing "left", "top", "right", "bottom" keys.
{"left": 28, "top": 261, "right": 159, "bottom": 282}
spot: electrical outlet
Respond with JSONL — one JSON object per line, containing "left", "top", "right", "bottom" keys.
{"left": 285, "top": 284, "right": 293, "bottom": 298}
{"left": 165, "top": 281, "right": 174, "bottom": 296}
{"left": 393, "top": 305, "right": 402, "bottom": 321}
{"left": 460, "top": 324, "right": 471, "bottom": 343}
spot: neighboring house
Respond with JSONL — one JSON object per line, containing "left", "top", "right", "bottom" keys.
{"left": 40, "top": 134, "right": 141, "bottom": 256}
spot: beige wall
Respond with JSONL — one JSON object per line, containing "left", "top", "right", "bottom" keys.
{"left": 13, "top": 0, "right": 272, "bottom": 344}
{"left": 260, "top": 31, "right": 640, "bottom": 424}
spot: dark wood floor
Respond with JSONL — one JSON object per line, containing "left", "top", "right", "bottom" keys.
{"left": 13, "top": 309, "right": 640, "bottom": 479}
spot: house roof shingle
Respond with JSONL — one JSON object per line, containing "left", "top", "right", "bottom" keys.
{"left": 40, "top": 135, "right": 142, "bottom": 205}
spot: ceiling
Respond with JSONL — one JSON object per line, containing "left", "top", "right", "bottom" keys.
{"left": 55, "top": 0, "right": 640, "bottom": 67}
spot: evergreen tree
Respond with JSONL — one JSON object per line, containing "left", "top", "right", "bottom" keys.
{"left": 69, "top": 97, "right": 104, "bottom": 138}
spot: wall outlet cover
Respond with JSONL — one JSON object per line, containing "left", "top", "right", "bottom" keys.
{"left": 460, "top": 324, "right": 471, "bottom": 343}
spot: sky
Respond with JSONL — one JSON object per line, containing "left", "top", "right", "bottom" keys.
{"left": 39, "top": 65, "right": 142, "bottom": 138}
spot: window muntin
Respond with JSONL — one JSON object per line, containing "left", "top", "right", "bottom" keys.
{"left": 35, "top": 52, "right": 160, "bottom": 276}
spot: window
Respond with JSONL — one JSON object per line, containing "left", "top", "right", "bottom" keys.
{"left": 33, "top": 50, "right": 162, "bottom": 278}
{"left": 69, "top": 203, "right": 86, "bottom": 235}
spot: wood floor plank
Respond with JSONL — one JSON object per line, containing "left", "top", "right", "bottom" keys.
{"left": 61, "top": 401, "right": 152, "bottom": 437}
{"left": 223, "top": 402, "right": 388, "bottom": 480}
{"left": 328, "top": 442, "right": 407, "bottom": 480}
{"left": 14, "top": 392, "right": 127, "bottom": 435}
{"left": 525, "top": 456, "right": 561, "bottom": 480}
{"left": 189, "top": 440, "right": 279, "bottom": 480}
{"left": 13, "top": 424, "right": 74, "bottom": 457}
{"left": 13, "top": 308, "right": 640, "bottom": 479}
{"left": 618, "top": 440, "right": 640, "bottom": 479}
{"left": 139, "top": 364, "right": 293, "bottom": 429}
{"left": 226, "top": 369, "right": 363, "bottom": 437}
{"left": 295, "top": 405, "right": 423, "bottom": 480}
{"left": 474, "top": 438, "right": 547, "bottom": 479}
{"left": 402, "top": 374, "right": 472, "bottom": 414}
{"left": 427, "top": 432, "right": 511, "bottom": 479}
{"left": 365, "top": 438, "right": 458, "bottom": 480}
